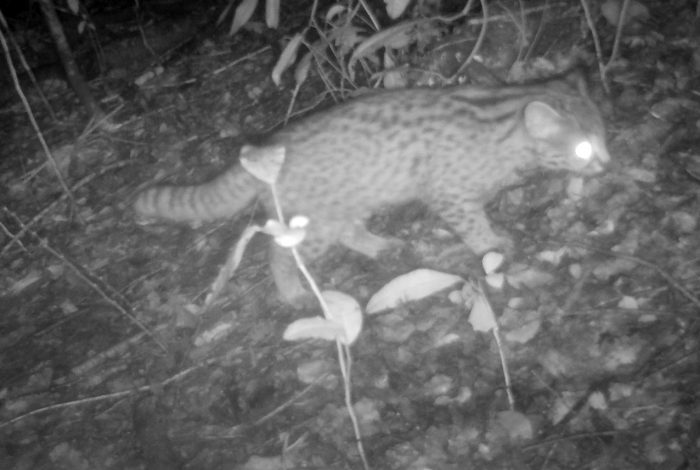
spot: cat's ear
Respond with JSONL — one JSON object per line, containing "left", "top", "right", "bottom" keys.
{"left": 523, "top": 101, "right": 565, "bottom": 139}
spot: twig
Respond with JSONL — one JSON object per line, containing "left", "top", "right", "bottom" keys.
{"left": 70, "top": 322, "right": 170, "bottom": 377}
{"left": 463, "top": 1, "right": 570, "bottom": 25}
{"left": 583, "top": 245, "right": 700, "bottom": 308}
{"left": 606, "top": 0, "right": 630, "bottom": 70}
{"left": 253, "top": 381, "right": 318, "bottom": 427}
{"left": 452, "top": 0, "right": 489, "bottom": 81}
{"left": 0, "top": 16, "right": 79, "bottom": 216}
{"left": 357, "top": 0, "right": 380, "bottom": 31}
{"left": 0, "top": 359, "right": 216, "bottom": 430}
{"left": 0, "top": 10, "right": 56, "bottom": 119}
{"left": 560, "top": 263, "right": 593, "bottom": 314}
{"left": 477, "top": 281, "right": 515, "bottom": 410}
{"left": 568, "top": 241, "right": 700, "bottom": 334}
{"left": 522, "top": 0, "right": 548, "bottom": 62}
{"left": 0, "top": 160, "right": 131, "bottom": 258}
{"left": 522, "top": 427, "right": 653, "bottom": 451}
{"left": 212, "top": 46, "right": 272, "bottom": 76}
{"left": 2, "top": 208, "right": 167, "bottom": 352}
{"left": 579, "top": 0, "right": 610, "bottom": 93}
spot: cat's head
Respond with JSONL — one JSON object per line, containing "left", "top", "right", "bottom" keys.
{"left": 522, "top": 95, "right": 610, "bottom": 175}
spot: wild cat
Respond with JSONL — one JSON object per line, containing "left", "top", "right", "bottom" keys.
{"left": 135, "top": 76, "right": 609, "bottom": 302}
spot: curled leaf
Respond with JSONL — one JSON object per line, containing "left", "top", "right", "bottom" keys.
{"left": 322, "top": 290, "right": 363, "bottom": 344}
{"left": 349, "top": 21, "right": 418, "bottom": 71}
{"left": 240, "top": 144, "right": 286, "bottom": 184}
{"left": 294, "top": 52, "right": 313, "bottom": 87}
{"left": 263, "top": 219, "right": 307, "bottom": 247}
{"left": 204, "top": 224, "right": 262, "bottom": 308}
{"left": 289, "top": 215, "right": 309, "bottom": 229}
{"left": 325, "top": 4, "right": 346, "bottom": 23}
{"left": 272, "top": 33, "right": 304, "bottom": 86}
{"left": 229, "top": 0, "right": 258, "bottom": 36}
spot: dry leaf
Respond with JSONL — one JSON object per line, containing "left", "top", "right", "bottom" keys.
{"left": 283, "top": 316, "right": 346, "bottom": 343}
{"left": 366, "top": 269, "right": 463, "bottom": 314}
{"left": 496, "top": 411, "right": 534, "bottom": 441}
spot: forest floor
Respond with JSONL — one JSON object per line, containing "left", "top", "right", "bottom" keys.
{"left": 1, "top": 1, "right": 698, "bottom": 469}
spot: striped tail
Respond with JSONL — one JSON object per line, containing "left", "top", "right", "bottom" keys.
{"left": 133, "top": 165, "right": 263, "bottom": 222}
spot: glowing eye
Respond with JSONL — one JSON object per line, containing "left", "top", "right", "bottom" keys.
{"left": 575, "top": 141, "right": 593, "bottom": 161}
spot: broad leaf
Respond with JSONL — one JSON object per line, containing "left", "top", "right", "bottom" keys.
{"left": 240, "top": 144, "right": 285, "bottom": 184}
{"left": 468, "top": 292, "right": 497, "bottom": 332}
{"left": 322, "top": 290, "right": 363, "bottom": 344}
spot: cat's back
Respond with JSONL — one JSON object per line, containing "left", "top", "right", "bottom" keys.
{"left": 133, "top": 77, "right": 607, "bottom": 224}
{"left": 263, "top": 78, "right": 607, "bottom": 217}
{"left": 266, "top": 88, "right": 449, "bottom": 211}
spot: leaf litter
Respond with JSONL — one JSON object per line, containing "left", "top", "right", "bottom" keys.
{"left": 1, "top": 1, "right": 699, "bottom": 469}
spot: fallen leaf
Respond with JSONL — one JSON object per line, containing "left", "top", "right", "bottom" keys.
{"left": 366, "top": 269, "right": 464, "bottom": 313}
{"left": 296, "top": 359, "right": 333, "bottom": 384}
{"left": 283, "top": 316, "right": 346, "bottom": 343}
{"left": 496, "top": 411, "right": 533, "bottom": 441}
{"left": 618, "top": 295, "right": 639, "bottom": 309}
{"left": 506, "top": 265, "right": 555, "bottom": 289}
